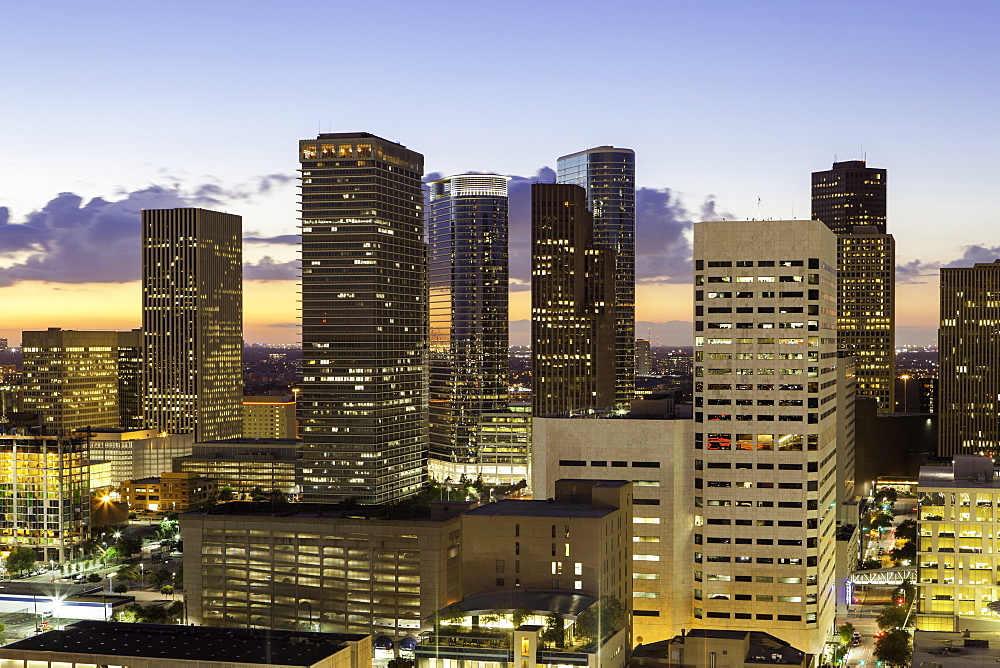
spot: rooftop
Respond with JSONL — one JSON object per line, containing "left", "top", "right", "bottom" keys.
{"left": 2, "top": 621, "right": 367, "bottom": 666}
{"left": 913, "top": 630, "right": 1000, "bottom": 664}
{"left": 919, "top": 465, "right": 1000, "bottom": 489}
{"left": 464, "top": 498, "right": 614, "bottom": 519}
{"left": 446, "top": 589, "right": 597, "bottom": 618}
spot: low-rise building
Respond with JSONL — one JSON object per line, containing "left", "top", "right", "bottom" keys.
{"left": 917, "top": 455, "right": 1000, "bottom": 631}
{"left": 85, "top": 428, "right": 194, "bottom": 487}
{"left": 629, "top": 629, "right": 807, "bottom": 667}
{"left": 120, "top": 472, "right": 216, "bottom": 512}
{"left": 173, "top": 438, "right": 299, "bottom": 497}
{"left": 0, "top": 620, "right": 372, "bottom": 668}
{"left": 243, "top": 395, "right": 297, "bottom": 439}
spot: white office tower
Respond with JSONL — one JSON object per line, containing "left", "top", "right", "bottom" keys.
{"left": 692, "top": 220, "right": 839, "bottom": 656}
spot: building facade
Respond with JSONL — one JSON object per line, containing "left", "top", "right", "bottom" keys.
{"left": 472, "top": 404, "right": 532, "bottom": 486}
{"left": 812, "top": 160, "right": 895, "bottom": 414}
{"left": 117, "top": 328, "right": 143, "bottom": 430}
{"left": 692, "top": 220, "right": 840, "bottom": 656}
{"left": 531, "top": 183, "right": 616, "bottom": 417}
{"left": 86, "top": 428, "right": 194, "bottom": 488}
{"left": 557, "top": 147, "right": 636, "bottom": 408}
{"left": 142, "top": 208, "right": 243, "bottom": 442}
{"left": 297, "top": 133, "right": 427, "bottom": 504}
{"left": 939, "top": 261, "right": 1000, "bottom": 456}
{"left": 532, "top": 415, "right": 693, "bottom": 643}
{"left": 635, "top": 338, "right": 652, "bottom": 377}
{"left": 173, "top": 439, "right": 299, "bottom": 497}
{"left": 120, "top": 471, "right": 216, "bottom": 512}
{"left": 242, "top": 395, "right": 297, "bottom": 439}
{"left": 427, "top": 174, "right": 509, "bottom": 484}
{"left": 181, "top": 503, "right": 463, "bottom": 646}
{"left": 916, "top": 456, "right": 1000, "bottom": 631}
{"left": 21, "top": 328, "right": 120, "bottom": 434}
{"left": 0, "top": 435, "right": 90, "bottom": 564}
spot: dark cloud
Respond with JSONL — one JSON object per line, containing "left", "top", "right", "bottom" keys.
{"left": 0, "top": 181, "right": 297, "bottom": 287}
{"left": 244, "top": 234, "right": 299, "bottom": 245}
{"left": 244, "top": 256, "right": 298, "bottom": 281}
{"left": 897, "top": 244, "right": 1000, "bottom": 284}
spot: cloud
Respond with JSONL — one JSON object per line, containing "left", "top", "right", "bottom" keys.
{"left": 897, "top": 244, "right": 1000, "bottom": 284}
{"left": 0, "top": 179, "right": 297, "bottom": 287}
{"left": 244, "top": 256, "right": 298, "bottom": 281}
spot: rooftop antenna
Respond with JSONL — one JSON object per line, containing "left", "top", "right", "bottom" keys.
{"left": 756, "top": 196, "right": 761, "bottom": 219}
{"left": 791, "top": 200, "right": 795, "bottom": 219}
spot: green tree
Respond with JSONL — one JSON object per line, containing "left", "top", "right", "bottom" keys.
{"left": 113, "top": 582, "right": 128, "bottom": 594}
{"left": 838, "top": 622, "right": 855, "bottom": 645}
{"left": 895, "top": 578, "right": 916, "bottom": 604}
{"left": 870, "top": 513, "right": 894, "bottom": 530}
{"left": 895, "top": 519, "right": 917, "bottom": 542}
{"left": 86, "top": 573, "right": 102, "bottom": 583}
{"left": 512, "top": 606, "right": 533, "bottom": 628}
{"left": 874, "top": 628, "right": 912, "bottom": 666}
{"left": 114, "top": 605, "right": 141, "bottom": 623}
{"left": 541, "top": 613, "right": 565, "bottom": 648}
{"left": 116, "top": 564, "right": 141, "bottom": 585}
{"left": 574, "top": 595, "right": 627, "bottom": 641}
{"left": 166, "top": 600, "right": 184, "bottom": 624}
{"left": 218, "top": 486, "right": 235, "bottom": 502}
{"left": 172, "top": 565, "right": 183, "bottom": 588}
{"left": 876, "top": 603, "right": 908, "bottom": 630}
{"left": 4, "top": 546, "right": 37, "bottom": 575}
{"left": 387, "top": 660, "right": 415, "bottom": 668}
{"left": 160, "top": 584, "right": 174, "bottom": 597}
{"left": 149, "top": 569, "right": 171, "bottom": 587}
{"left": 117, "top": 535, "right": 142, "bottom": 556}
{"left": 891, "top": 541, "right": 916, "bottom": 565}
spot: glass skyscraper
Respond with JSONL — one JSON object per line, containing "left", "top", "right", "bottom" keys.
{"left": 557, "top": 146, "right": 636, "bottom": 407}
{"left": 297, "top": 133, "right": 427, "bottom": 504}
{"left": 427, "top": 174, "right": 509, "bottom": 484}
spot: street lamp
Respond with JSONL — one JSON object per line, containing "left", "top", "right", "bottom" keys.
{"left": 108, "top": 574, "right": 114, "bottom": 595}
{"left": 900, "top": 375, "right": 910, "bottom": 413}
{"left": 139, "top": 563, "right": 145, "bottom": 588}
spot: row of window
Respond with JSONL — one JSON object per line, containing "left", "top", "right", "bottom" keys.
{"left": 700, "top": 291, "right": 816, "bottom": 299}
{"left": 696, "top": 337, "right": 821, "bottom": 346}
{"left": 696, "top": 433, "right": 819, "bottom": 450}
{"left": 699, "top": 275, "right": 807, "bottom": 283}
{"left": 699, "top": 260, "right": 814, "bottom": 268}
{"left": 558, "top": 460, "right": 660, "bottom": 468}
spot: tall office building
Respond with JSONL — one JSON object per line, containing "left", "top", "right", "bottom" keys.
{"left": 938, "top": 261, "right": 1000, "bottom": 456}
{"left": 142, "top": 208, "right": 243, "bottom": 442}
{"left": 558, "top": 146, "right": 635, "bottom": 406}
{"left": 692, "top": 220, "right": 839, "bottom": 656}
{"left": 116, "top": 329, "right": 143, "bottom": 430}
{"left": 297, "top": 133, "right": 427, "bottom": 504}
{"left": 531, "top": 183, "right": 616, "bottom": 417}
{"left": 426, "top": 174, "right": 509, "bottom": 483}
{"left": 812, "top": 160, "right": 895, "bottom": 413}
{"left": 635, "top": 338, "right": 652, "bottom": 376}
{"left": 21, "top": 328, "right": 120, "bottom": 434}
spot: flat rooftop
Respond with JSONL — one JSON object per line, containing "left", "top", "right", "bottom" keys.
{"left": 464, "top": 498, "right": 614, "bottom": 518}
{"left": 448, "top": 589, "right": 596, "bottom": 617}
{"left": 913, "top": 630, "right": 1000, "bottom": 663}
{"left": 2, "top": 621, "right": 367, "bottom": 666}
{"left": 919, "top": 466, "right": 1000, "bottom": 489}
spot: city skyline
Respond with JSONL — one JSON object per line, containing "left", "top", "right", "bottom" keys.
{"left": 3, "top": 1, "right": 999, "bottom": 346}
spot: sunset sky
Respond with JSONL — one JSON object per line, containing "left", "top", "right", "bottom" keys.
{"left": 3, "top": 1, "right": 999, "bottom": 346}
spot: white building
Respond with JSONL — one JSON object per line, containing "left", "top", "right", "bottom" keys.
{"left": 692, "top": 220, "right": 840, "bottom": 656}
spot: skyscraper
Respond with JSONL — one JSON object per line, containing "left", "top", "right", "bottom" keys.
{"left": 635, "top": 338, "right": 652, "bottom": 376}
{"left": 142, "top": 208, "right": 243, "bottom": 442}
{"left": 427, "top": 174, "right": 509, "bottom": 483}
{"left": 693, "top": 220, "right": 839, "bottom": 656}
{"left": 297, "top": 133, "right": 427, "bottom": 504}
{"left": 117, "top": 329, "right": 143, "bottom": 430}
{"left": 531, "top": 183, "right": 615, "bottom": 416}
{"left": 812, "top": 160, "right": 895, "bottom": 413}
{"left": 557, "top": 146, "right": 635, "bottom": 406}
{"left": 938, "top": 261, "right": 1000, "bottom": 456}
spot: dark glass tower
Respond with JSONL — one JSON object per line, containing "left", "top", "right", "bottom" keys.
{"left": 811, "top": 160, "right": 895, "bottom": 413}
{"left": 427, "top": 174, "right": 509, "bottom": 484}
{"left": 142, "top": 208, "right": 243, "bottom": 442}
{"left": 297, "top": 133, "right": 427, "bottom": 504}
{"left": 531, "top": 183, "right": 616, "bottom": 417}
{"left": 557, "top": 146, "right": 635, "bottom": 407}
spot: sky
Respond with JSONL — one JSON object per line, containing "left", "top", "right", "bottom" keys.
{"left": 2, "top": 0, "right": 999, "bottom": 346}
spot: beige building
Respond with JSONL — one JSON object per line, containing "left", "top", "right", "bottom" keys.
{"left": 0, "top": 620, "right": 372, "bottom": 668}
{"left": 120, "top": 471, "right": 216, "bottom": 512}
{"left": 916, "top": 455, "right": 1000, "bottom": 631}
{"left": 142, "top": 208, "right": 243, "bottom": 443}
{"left": 85, "top": 428, "right": 194, "bottom": 487}
{"left": 417, "top": 480, "right": 633, "bottom": 668}
{"left": 181, "top": 502, "right": 464, "bottom": 648}
{"left": 243, "top": 395, "right": 297, "bottom": 439}
{"left": 532, "top": 414, "right": 693, "bottom": 643}
{"left": 692, "top": 220, "right": 840, "bottom": 656}
{"left": 630, "top": 629, "right": 807, "bottom": 667}
{"left": 21, "top": 328, "right": 120, "bottom": 434}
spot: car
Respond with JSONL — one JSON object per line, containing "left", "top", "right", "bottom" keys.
{"left": 852, "top": 631, "right": 862, "bottom": 647}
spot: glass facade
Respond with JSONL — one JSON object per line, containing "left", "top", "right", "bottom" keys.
{"left": 557, "top": 147, "right": 636, "bottom": 407}
{"left": 142, "top": 208, "right": 243, "bottom": 441}
{"left": 427, "top": 174, "right": 509, "bottom": 483}
{"left": 297, "top": 133, "right": 427, "bottom": 504}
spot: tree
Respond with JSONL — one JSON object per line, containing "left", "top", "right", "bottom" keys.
{"left": 874, "top": 629, "right": 912, "bottom": 666}
{"left": 5, "top": 546, "right": 37, "bottom": 575}
{"left": 895, "top": 519, "right": 917, "bottom": 543}
{"left": 895, "top": 578, "right": 916, "bottom": 604}
{"left": 387, "top": 660, "right": 414, "bottom": 668}
{"left": 160, "top": 584, "right": 174, "bottom": 596}
{"left": 149, "top": 569, "right": 171, "bottom": 587}
{"left": 86, "top": 573, "right": 102, "bottom": 583}
{"left": 512, "top": 606, "right": 533, "bottom": 628}
{"left": 218, "top": 486, "right": 235, "bottom": 502}
{"left": 574, "top": 595, "right": 627, "bottom": 641}
{"left": 114, "top": 605, "right": 141, "bottom": 623}
{"left": 870, "top": 513, "right": 894, "bottom": 530}
{"left": 876, "top": 603, "right": 908, "bottom": 630}
{"left": 116, "top": 564, "right": 141, "bottom": 585}
{"left": 117, "top": 535, "right": 142, "bottom": 557}
{"left": 113, "top": 582, "right": 128, "bottom": 594}
{"left": 172, "top": 566, "right": 183, "bottom": 588}
{"left": 891, "top": 541, "right": 916, "bottom": 565}
{"left": 541, "top": 613, "right": 565, "bottom": 648}
{"left": 838, "top": 623, "right": 856, "bottom": 645}
{"left": 166, "top": 601, "right": 184, "bottom": 624}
